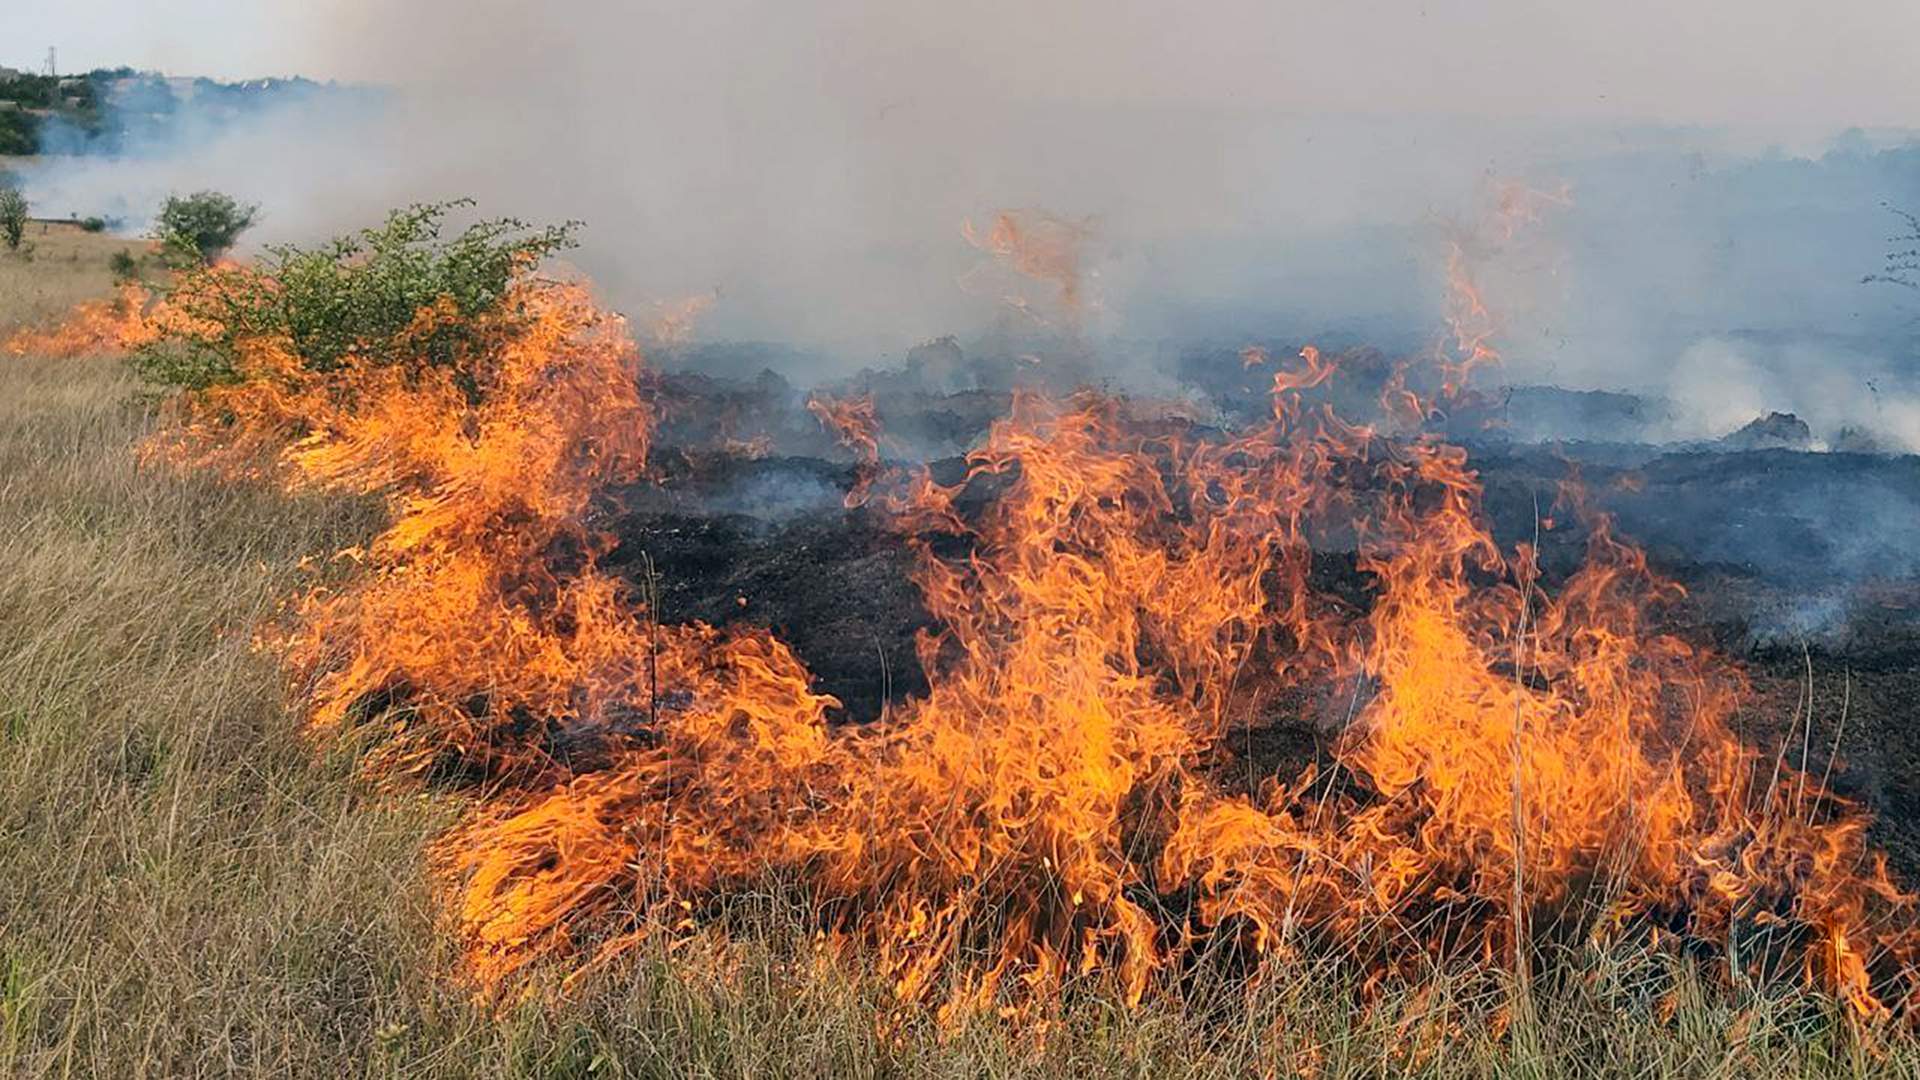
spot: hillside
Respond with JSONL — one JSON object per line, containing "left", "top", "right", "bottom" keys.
{"left": 0, "top": 69, "right": 100, "bottom": 155}
{"left": 0, "top": 66, "right": 337, "bottom": 164}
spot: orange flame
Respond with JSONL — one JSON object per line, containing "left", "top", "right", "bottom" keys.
{"left": 4, "top": 282, "right": 157, "bottom": 358}
{"left": 962, "top": 209, "right": 1094, "bottom": 325}
{"left": 133, "top": 231, "right": 1920, "bottom": 1026}
{"left": 149, "top": 279, "right": 654, "bottom": 783}
{"left": 805, "top": 391, "right": 880, "bottom": 465}
{"left": 1437, "top": 181, "right": 1573, "bottom": 398}
{"left": 641, "top": 291, "right": 717, "bottom": 346}
{"left": 806, "top": 391, "right": 882, "bottom": 507}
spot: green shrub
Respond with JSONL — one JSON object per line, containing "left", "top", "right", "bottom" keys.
{"left": 0, "top": 186, "right": 27, "bottom": 251}
{"left": 153, "top": 190, "right": 258, "bottom": 265}
{"left": 109, "top": 249, "right": 139, "bottom": 281}
{"left": 134, "top": 200, "right": 579, "bottom": 391}
{"left": 80, "top": 216, "right": 108, "bottom": 233}
{"left": 0, "top": 109, "right": 37, "bottom": 155}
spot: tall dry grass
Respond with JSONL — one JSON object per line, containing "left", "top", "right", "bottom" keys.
{"left": 0, "top": 260, "right": 1911, "bottom": 1076}
{"left": 0, "top": 221, "right": 157, "bottom": 336}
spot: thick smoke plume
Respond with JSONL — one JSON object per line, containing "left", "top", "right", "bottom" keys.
{"left": 15, "top": 2, "right": 1920, "bottom": 414}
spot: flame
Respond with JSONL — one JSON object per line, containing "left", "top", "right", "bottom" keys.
{"left": 149, "top": 279, "right": 655, "bottom": 783}
{"left": 640, "top": 291, "right": 717, "bottom": 346}
{"left": 1437, "top": 182, "right": 1572, "bottom": 398}
{"left": 4, "top": 282, "right": 157, "bottom": 358}
{"left": 806, "top": 391, "right": 882, "bottom": 507}
{"left": 962, "top": 209, "right": 1094, "bottom": 324}
{"left": 131, "top": 228, "right": 1920, "bottom": 1026}
{"left": 805, "top": 391, "right": 880, "bottom": 465}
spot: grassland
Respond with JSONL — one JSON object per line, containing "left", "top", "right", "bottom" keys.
{"left": 0, "top": 228, "right": 1912, "bottom": 1077}
{"left": 0, "top": 219, "right": 159, "bottom": 333}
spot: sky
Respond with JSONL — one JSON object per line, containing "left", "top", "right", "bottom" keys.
{"left": 5, "top": 0, "right": 1919, "bottom": 132}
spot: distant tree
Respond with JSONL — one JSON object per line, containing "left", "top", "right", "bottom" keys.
{"left": 1864, "top": 204, "right": 1920, "bottom": 292}
{"left": 0, "top": 109, "right": 38, "bottom": 155}
{"left": 153, "top": 190, "right": 257, "bottom": 265}
{"left": 0, "top": 74, "right": 58, "bottom": 109}
{"left": 0, "top": 186, "right": 27, "bottom": 251}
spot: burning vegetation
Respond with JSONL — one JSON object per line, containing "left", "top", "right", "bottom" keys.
{"left": 3, "top": 280, "right": 156, "bottom": 358}
{"left": 51, "top": 198, "right": 1920, "bottom": 1034}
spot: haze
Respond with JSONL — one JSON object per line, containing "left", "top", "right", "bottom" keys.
{"left": 7, "top": 1, "right": 1919, "bottom": 427}
{"left": 10, "top": 1, "right": 1919, "bottom": 131}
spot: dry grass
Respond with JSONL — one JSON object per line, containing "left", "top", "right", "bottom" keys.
{"left": 0, "top": 292, "right": 1914, "bottom": 1076}
{"left": 0, "top": 221, "right": 160, "bottom": 335}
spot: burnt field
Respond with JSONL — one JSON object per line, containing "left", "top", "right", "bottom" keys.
{"left": 610, "top": 363, "right": 1920, "bottom": 878}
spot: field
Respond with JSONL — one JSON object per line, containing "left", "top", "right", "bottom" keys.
{"left": 0, "top": 220, "right": 157, "bottom": 331}
{"left": 0, "top": 228, "right": 1914, "bottom": 1078}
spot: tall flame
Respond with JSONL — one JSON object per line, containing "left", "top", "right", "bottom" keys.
{"left": 149, "top": 280, "right": 655, "bottom": 783}
{"left": 127, "top": 229, "right": 1920, "bottom": 1025}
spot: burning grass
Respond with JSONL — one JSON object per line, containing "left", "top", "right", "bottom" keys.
{"left": 0, "top": 220, "right": 159, "bottom": 350}
{"left": 127, "top": 210, "right": 1920, "bottom": 1022}
{"left": 3, "top": 280, "right": 156, "bottom": 358}
{"left": 9, "top": 204, "right": 1920, "bottom": 1074}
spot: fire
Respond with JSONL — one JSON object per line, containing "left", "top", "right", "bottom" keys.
{"left": 131, "top": 220, "right": 1920, "bottom": 1026}
{"left": 805, "top": 391, "right": 880, "bottom": 465}
{"left": 640, "top": 290, "right": 717, "bottom": 346}
{"left": 149, "top": 278, "right": 655, "bottom": 782}
{"left": 1437, "top": 182, "right": 1572, "bottom": 398}
{"left": 4, "top": 282, "right": 156, "bottom": 358}
{"left": 962, "top": 209, "right": 1094, "bottom": 325}
{"left": 806, "top": 391, "right": 882, "bottom": 506}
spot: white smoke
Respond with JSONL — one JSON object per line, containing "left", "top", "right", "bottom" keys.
{"left": 1660, "top": 338, "right": 1920, "bottom": 451}
{"left": 11, "top": 1, "right": 1920, "bottom": 403}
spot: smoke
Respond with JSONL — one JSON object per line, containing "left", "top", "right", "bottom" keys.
{"left": 14, "top": 2, "right": 1920, "bottom": 401}
{"left": 1651, "top": 337, "right": 1920, "bottom": 451}
{"left": 19, "top": 75, "right": 384, "bottom": 231}
{"left": 16, "top": 0, "right": 1920, "bottom": 656}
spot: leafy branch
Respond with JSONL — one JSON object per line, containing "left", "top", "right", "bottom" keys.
{"left": 1864, "top": 203, "right": 1920, "bottom": 292}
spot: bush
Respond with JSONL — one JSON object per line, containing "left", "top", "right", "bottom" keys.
{"left": 153, "top": 190, "right": 257, "bottom": 265}
{"left": 0, "top": 186, "right": 27, "bottom": 251}
{"left": 0, "top": 109, "right": 38, "bottom": 155}
{"left": 135, "top": 200, "right": 579, "bottom": 391}
{"left": 80, "top": 216, "right": 108, "bottom": 233}
{"left": 110, "top": 249, "right": 139, "bottom": 281}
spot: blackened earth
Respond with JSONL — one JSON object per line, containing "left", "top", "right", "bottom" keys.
{"left": 604, "top": 441, "right": 1920, "bottom": 878}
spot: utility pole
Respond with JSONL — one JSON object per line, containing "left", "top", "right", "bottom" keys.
{"left": 43, "top": 46, "right": 56, "bottom": 78}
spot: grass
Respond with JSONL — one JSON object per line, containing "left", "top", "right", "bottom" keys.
{"left": 0, "top": 251, "right": 1914, "bottom": 1076}
{"left": 0, "top": 220, "right": 160, "bottom": 335}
